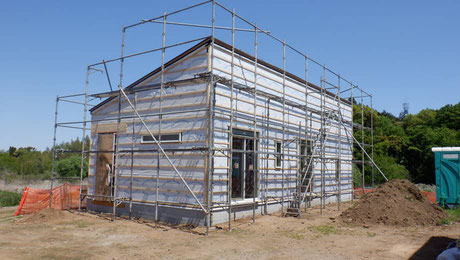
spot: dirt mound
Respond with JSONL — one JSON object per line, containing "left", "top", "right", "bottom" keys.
{"left": 16, "top": 208, "right": 68, "bottom": 223}
{"left": 340, "top": 179, "right": 447, "bottom": 227}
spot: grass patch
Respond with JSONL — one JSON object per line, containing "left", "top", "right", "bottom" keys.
{"left": 279, "top": 230, "right": 305, "bottom": 240}
{"left": 309, "top": 225, "right": 339, "bottom": 235}
{"left": 74, "top": 220, "right": 92, "bottom": 228}
{"left": 439, "top": 207, "right": 460, "bottom": 225}
{"left": 0, "top": 190, "right": 22, "bottom": 207}
{"left": 287, "top": 232, "right": 304, "bottom": 240}
{"left": 367, "top": 232, "right": 376, "bottom": 237}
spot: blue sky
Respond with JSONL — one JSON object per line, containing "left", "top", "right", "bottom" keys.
{"left": 1, "top": 0, "right": 459, "bottom": 151}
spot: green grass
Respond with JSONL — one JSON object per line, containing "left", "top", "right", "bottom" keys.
{"left": 441, "top": 207, "right": 460, "bottom": 225}
{"left": 0, "top": 190, "right": 22, "bottom": 207}
{"left": 438, "top": 207, "right": 460, "bottom": 225}
{"left": 280, "top": 230, "right": 305, "bottom": 240}
{"left": 308, "top": 225, "right": 339, "bottom": 235}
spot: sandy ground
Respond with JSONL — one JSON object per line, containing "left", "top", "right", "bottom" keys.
{"left": 0, "top": 202, "right": 458, "bottom": 260}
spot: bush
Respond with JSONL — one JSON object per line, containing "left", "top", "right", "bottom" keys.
{"left": 0, "top": 190, "right": 22, "bottom": 207}
{"left": 55, "top": 155, "right": 88, "bottom": 178}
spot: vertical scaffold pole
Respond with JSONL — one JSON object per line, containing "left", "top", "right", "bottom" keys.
{"left": 129, "top": 92, "right": 136, "bottom": 219}
{"left": 281, "top": 40, "right": 286, "bottom": 216}
{"left": 320, "top": 65, "right": 326, "bottom": 214}
{"left": 265, "top": 99, "right": 270, "bottom": 214}
{"left": 113, "top": 82, "right": 121, "bottom": 221}
{"left": 227, "top": 8, "right": 235, "bottom": 231}
{"left": 49, "top": 96, "right": 60, "bottom": 208}
{"left": 252, "top": 23, "right": 258, "bottom": 223}
{"left": 350, "top": 82, "right": 354, "bottom": 202}
{"left": 370, "top": 95, "right": 374, "bottom": 187}
{"left": 303, "top": 55, "right": 308, "bottom": 213}
{"left": 113, "top": 25, "right": 126, "bottom": 221}
{"left": 206, "top": 0, "right": 216, "bottom": 236}
{"left": 156, "top": 11, "right": 167, "bottom": 229}
{"left": 308, "top": 111, "right": 313, "bottom": 208}
{"left": 337, "top": 75, "right": 342, "bottom": 211}
{"left": 297, "top": 122, "right": 302, "bottom": 217}
{"left": 361, "top": 89, "right": 365, "bottom": 193}
{"left": 78, "top": 67, "right": 90, "bottom": 212}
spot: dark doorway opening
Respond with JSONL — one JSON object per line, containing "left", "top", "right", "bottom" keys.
{"left": 299, "top": 139, "right": 312, "bottom": 192}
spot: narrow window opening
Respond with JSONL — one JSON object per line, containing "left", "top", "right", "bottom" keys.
{"left": 275, "top": 141, "right": 282, "bottom": 169}
{"left": 141, "top": 133, "right": 182, "bottom": 143}
{"left": 335, "top": 160, "right": 340, "bottom": 180}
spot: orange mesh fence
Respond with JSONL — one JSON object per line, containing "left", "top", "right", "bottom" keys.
{"left": 422, "top": 191, "right": 436, "bottom": 203}
{"left": 15, "top": 183, "right": 86, "bottom": 216}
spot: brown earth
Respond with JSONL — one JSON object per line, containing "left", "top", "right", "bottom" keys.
{"left": 0, "top": 202, "right": 459, "bottom": 260}
{"left": 17, "top": 208, "right": 66, "bottom": 224}
{"left": 340, "top": 179, "right": 448, "bottom": 226}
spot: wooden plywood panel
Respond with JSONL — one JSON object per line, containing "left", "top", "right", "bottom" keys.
{"left": 95, "top": 133, "right": 114, "bottom": 201}
{"left": 92, "top": 123, "right": 127, "bottom": 134}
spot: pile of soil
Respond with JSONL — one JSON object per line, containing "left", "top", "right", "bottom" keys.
{"left": 16, "top": 208, "right": 67, "bottom": 223}
{"left": 340, "top": 179, "right": 447, "bottom": 227}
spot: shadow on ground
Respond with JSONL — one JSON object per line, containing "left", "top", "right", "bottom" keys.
{"left": 409, "top": 236, "right": 456, "bottom": 260}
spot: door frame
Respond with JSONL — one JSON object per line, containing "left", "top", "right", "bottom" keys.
{"left": 230, "top": 128, "right": 259, "bottom": 200}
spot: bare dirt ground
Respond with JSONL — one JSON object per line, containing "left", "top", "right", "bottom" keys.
{"left": 0, "top": 202, "right": 458, "bottom": 260}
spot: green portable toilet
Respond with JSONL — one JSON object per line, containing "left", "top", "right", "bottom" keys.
{"left": 432, "top": 147, "right": 460, "bottom": 206}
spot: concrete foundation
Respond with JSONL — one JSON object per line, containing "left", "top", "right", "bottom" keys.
{"left": 87, "top": 192, "right": 352, "bottom": 226}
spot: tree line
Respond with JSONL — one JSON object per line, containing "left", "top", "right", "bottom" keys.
{"left": 353, "top": 101, "right": 460, "bottom": 186}
{"left": 0, "top": 137, "right": 89, "bottom": 181}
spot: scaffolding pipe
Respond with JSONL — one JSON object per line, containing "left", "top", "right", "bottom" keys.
{"left": 227, "top": 8, "right": 235, "bottom": 231}
{"left": 337, "top": 75, "right": 342, "bottom": 211}
{"left": 112, "top": 26, "right": 126, "bottom": 221}
{"left": 77, "top": 67, "right": 90, "bottom": 212}
{"left": 281, "top": 40, "right": 286, "bottom": 216}
{"left": 129, "top": 92, "right": 136, "bottom": 219}
{"left": 371, "top": 96, "right": 374, "bottom": 187}
{"left": 361, "top": 89, "right": 365, "bottom": 193}
{"left": 145, "top": 20, "right": 265, "bottom": 33}
{"left": 102, "top": 60, "right": 114, "bottom": 92}
{"left": 57, "top": 108, "right": 209, "bottom": 126}
{"left": 252, "top": 23, "right": 258, "bottom": 223}
{"left": 337, "top": 115, "right": 388, "bottom": 181}
{"left": 49, "top": 97, "right": 59, "bottom": 208}
{"left": 265, "top": 99, "right": 270, "bottom": 214}
{"left": 88, "top": 36, "right": 208, "bottom": 67}
{"left": 126, "top": 0, "right": 213, "bottom": 29}
{"left": 156, "top": 12, "right": 167, "bottom": 228}
{"left": 206, "top": 0, "right": 216, "bottom": 236}
{"left": 302, "top": 55, "right": 308, "bottom": 214}
{"left": 320, "top": 67, "right": 325, "bottom": 214}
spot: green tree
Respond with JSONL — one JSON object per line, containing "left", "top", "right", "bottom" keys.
{"left": 55, "top": 155, "right": 88, "bottom": 178}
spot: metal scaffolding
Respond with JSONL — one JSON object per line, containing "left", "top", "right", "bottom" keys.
{"left": 49, "top": 0, "right": 387, "bottom": 235}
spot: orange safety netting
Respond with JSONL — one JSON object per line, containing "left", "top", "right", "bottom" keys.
{"left": 421, "top": 191, "right": 437, "bottom": 203}
{"left": 14, "top": 183, "right": 86, "bottom": 216}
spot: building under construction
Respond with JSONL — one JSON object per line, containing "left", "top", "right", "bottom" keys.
{"left": 50, "top": 1, "right": 385, "bottom": 233}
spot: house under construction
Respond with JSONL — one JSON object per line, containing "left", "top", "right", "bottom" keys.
{"left": 50, "top": 1, "right": 386, "bottom": 233}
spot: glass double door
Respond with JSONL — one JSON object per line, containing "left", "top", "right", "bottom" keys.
{"left": 231, "top": 135, "right": 257, "bottom": 199}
